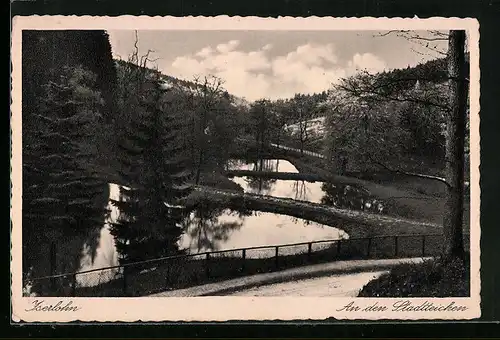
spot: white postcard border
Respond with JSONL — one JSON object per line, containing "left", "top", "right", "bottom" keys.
{"left": 10, "top": 15, "right": 481, "bottom": 322}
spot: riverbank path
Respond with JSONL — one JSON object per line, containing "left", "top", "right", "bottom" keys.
{"left": 148, "top": 257, "right": 430, "bottom": 297}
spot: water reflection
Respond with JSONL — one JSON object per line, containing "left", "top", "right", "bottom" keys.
{"left": 79, "top": 160, "right": 379, "bottom": 280}
{"left": 84, "top": 183, "right": 346, "bottom": 273}
{"left": 181, "top": 203, "right": 245, "bottom": 253}
{"left": 229, "top": 158, "right": 295, "bottom": 173}
{"left": 228, "top": 159, "right": 325, "bottom": 202}
{"left": 77, "top": 183, "right": 120, "bottom": 286}
{"left": 176, "top": 158, "right": 348, "bottom": 253}
{"left": 244, "top": 176, "right": 277, "bottom": 196}
{"left": 229, "top": 159, "right": 387, "bottom": 214}
{"left": 179, "top": 210, "right": 346, "bottom": 255}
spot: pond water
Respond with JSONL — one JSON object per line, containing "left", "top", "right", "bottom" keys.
{"left": 227, "top": 159, "right": 386, "bottom": 213}
{"left": 180, "top": 209, "right": 346, "bottom": 256}
{"left": 78, "top": 159, "right": 386, "bottom": 282}
{"left": 228, "top": 159, "right": 325, "bottom": 202}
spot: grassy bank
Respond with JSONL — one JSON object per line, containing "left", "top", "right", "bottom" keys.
{"left": 198, "top": 170, "right": 244, "bottom": 192}
{"left": 357, "top": 255, "right": 470, "bottom": 297}
{"left": 284, "top": 153, "right": 471, "bottom": 232}
{"left": 188, "top": 186, "right": 444, "bottom": 238}
{"left": 225, "top": 170, "right": 328, "bottom": 182}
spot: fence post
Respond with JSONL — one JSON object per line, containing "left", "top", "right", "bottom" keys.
{"left": 394, "top": 236, "right": 399, "bottom": 257}
{"left": 49, "top": 242, "right": 57, "bottom": 293}
{"left": 71, "top": 274, "right": 77, "bottom": 297}
{"left": 307, "top": 242, "right": 312, "bottom": 261}
{"left": 122, "top": 266, "right": 128, "bottom": 296}
{"left": 206, "top": 253, "right": 211, "bottom": 278}
{"left": 421, "top": 235, "right": 426, "bottom": 257}
{"left": 366, "top": 238, "right": 372, "bottom": 258}
{"left": 241, "top": 249, "right": 246, "bottom": 273}
{"left": 165, "top": 260, "right": 171, "bottom": 287}
{"left": 275, "top": 246, "right": 279, "bottom": 269}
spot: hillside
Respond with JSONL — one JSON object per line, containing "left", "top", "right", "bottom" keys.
{"left": 114, "top": 59, "right": 250, "bottom": 108}
{"left": 371, "top": 56, "right": 469, "bottom": 96}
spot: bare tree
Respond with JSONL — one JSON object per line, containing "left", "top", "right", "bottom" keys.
{"left": 272, "top": 99, "right": 289, "bottom": 148}
{"left": 191, "top": 75, "right": 225, "bottom": 184}
{"left": 375, "top": 30, "right": 449, "bottom": 58}
{"left": 293, "top": 94, "right": 316, "bottom": 155}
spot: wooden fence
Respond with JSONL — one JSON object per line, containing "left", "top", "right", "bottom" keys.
{"left": 24, "top": 233, "right": 469, "bottom": 297}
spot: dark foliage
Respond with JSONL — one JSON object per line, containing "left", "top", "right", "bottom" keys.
{"left": 110, "top": 64, "right": 193, "bottom": 265}
{"left": 22, "top": 30, "right": 117, "bottom": 292}
{"left": 321, "top": 183, "right": 387, "bottom": 215}
{"left": 373, "top": 57, "right": 449, "bottom": 96}
{"left": 22, "top": 30, "right": 117, "bottom": 124}
{"left": 358, "top": 255, "right": 470, "bottom": 297}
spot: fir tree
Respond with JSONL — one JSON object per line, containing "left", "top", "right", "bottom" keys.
{"left": 22, "top": 30, "right": 119, "bottom": 295}
{"left": 23, "top": 66, "right": 108, "bottom": 293}
{"left": 110, "top": 69, "right": 193, "bottom": 265}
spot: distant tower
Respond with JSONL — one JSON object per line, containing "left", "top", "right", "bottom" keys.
{"left": 414, "top": 79, "right": 421, "bottom": 90}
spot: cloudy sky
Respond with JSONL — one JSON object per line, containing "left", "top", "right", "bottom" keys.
{"left": 108, "top": 30, "right": 447, "bottom": 101}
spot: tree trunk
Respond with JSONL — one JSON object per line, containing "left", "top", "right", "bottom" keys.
{"left": 195, "top": 99, "right": 208, "bottom": 185}
{"left": 195, "top": 147, "right": 203, "bottom": 185}
{"left": 442, "top": 30, "right": 467, "bottom": 259}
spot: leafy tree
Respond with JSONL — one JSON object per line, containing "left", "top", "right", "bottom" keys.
{"left": 248, "top": 99, "right": 273, "bottom": 164}
{"left": 268, "top": 99, "right": 290, "bottom": 147}
{"left": 397, "top": 81, "right": 447, "bottom": 158}
{"left": 324, "top": 30, "right": 469, "bottom": 260}
{"left": 22, "top": 30, "right": 117, "bottom": 125}
{"left": 323, "top": 88, "right": 409, "bottom": 174}
{"left": 281, "top": 93, "right": 327, "bottom": 153}
{"left": 326, "top": 53, "right": 452, "bottom": 179}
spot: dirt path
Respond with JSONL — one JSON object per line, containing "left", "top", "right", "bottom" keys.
{"left": 228, "top": 271, "right": 388, "bottom": 297}
{"left": 148, "top": 257, "right": 429, "bottom": 297}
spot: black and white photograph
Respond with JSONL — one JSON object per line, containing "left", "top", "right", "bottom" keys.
{"left": 11, "top": 16, "right": 480, "bottom": 321}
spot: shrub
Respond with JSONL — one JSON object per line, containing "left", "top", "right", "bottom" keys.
{"left": 358, "top": 255, "right": 470, "bottom": 297}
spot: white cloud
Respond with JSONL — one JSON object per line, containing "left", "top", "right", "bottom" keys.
{"left": 210, "top": 50, "right": 269, "bottom": 71}
{"left": 262, "top": 43, "right": 273, "bottom": 51}
{"left": 196, "top": 47, "right": 213, "bottom": 58}
{"left": 217, "top": 68, "right": 271, "bottom": 100}
{"left": 167, "top": 40, "right": 386, "bottom": 101}
{"left": 216, "top": 40, "right": 240, "bottom": 53}
{"left": 348, "top": 53, "right": 387, "bottom": 74}
{"left": 284, "top": 43, "right": 338, "bottom": 66}
{"left": 171, "top": 56, "right": 209, "bottom": 76}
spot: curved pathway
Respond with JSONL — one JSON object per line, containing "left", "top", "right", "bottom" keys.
{"left": 148, "top": 257, "right": 429, "bottom": 297}
{"left": 228, "top": 271, "right": 387, "bottom": 297}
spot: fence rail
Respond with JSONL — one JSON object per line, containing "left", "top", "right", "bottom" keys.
{"left": 24, "top": 233, "right": 470, "bottom": 297}
{"left": 236, "top": 137, "right": 325, "bottom": 159}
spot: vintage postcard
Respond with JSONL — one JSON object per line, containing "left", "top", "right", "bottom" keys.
{"left": 11, "top": 15, "right": 480, "bottom": 322}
